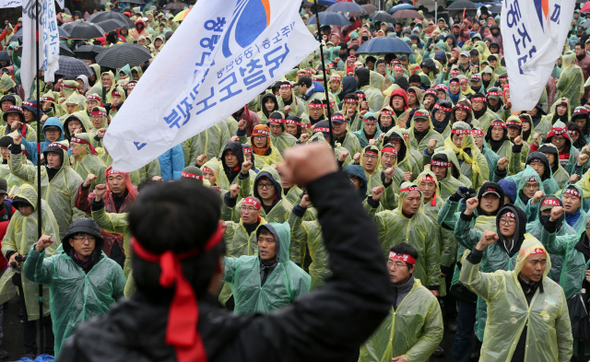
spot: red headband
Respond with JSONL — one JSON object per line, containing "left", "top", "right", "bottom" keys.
{"left": 202, "top": 166, "right": 213, "bottom": 173}
{"left": 363, "top": 117, "right": 378, "bottom": 123}
{"left": 564, "top": 188, "right": 581, "bottom": 199}
{"left": 112, "top": 91, "right": 121, "bottom": 96}
{"left": 41, "top": 96, "right": 55, "bottom": 102}
{"left": 431, "top": 160, "right": 452, "bottom": 167}
{"left": 433, "top": 104, "right": 452, "bottom": 112}
{"left": 364, "top": 150, "right": 378, "bottom": 156}
{"left": 574, "top": 108, "right": 588, "bottom": 115}
{"left": 6, "top": 105, "right": 22, "bottom": 113}
{"left": 381, "top": 146, "right": 398, "bottom": 155}
{"left": 455, "top": 103, "right": 471, "bottom": 111}
{"left": 252, "top": 129, "right": 269, "bottom": 136}
{"left": 502, "top": 211, "right": 516, "bottom": 219}
{"left": 70, "top": 136, "right": 98, "bottom": 155}
{"left": 268, "top": 118, "right": 285, "bottom": 124}
{"left": 131, "top": 221, "right": 226, "bottom": 362}
{"left": 471, "top": 75, "right": 482, "bottom": 80}
{"left": 329, "top": 76, "right": 340, "bottom": 82}
{"left": 551, "top": 127, "right": 567, "bottom": 135}
{"left": 343, "top": 98, "right": 358, "bottom": 103}
{"left": 471, "top": 97, "right": 486, "bottom": 103}
{"left": 490, "top": 121, "right": 506, "bottom": 128}
{"left": 449, "top": 80, "right": 460, "bottom": 85}
{"left": 471, "top": 129, "right": 484, "bottom": 135}
{"left": 91, "top": 110, "right": 108, "bottom": 117}
{"left": 400, "top": 186, "right": 420, "bottom": 193}
{"left": 499, "top": 76, "right": 508, "bottom": 81}
{"left": 541, "top": 198, "right": 560, "bottom": 206}
{"left": 424, "top": 89, "right": 437, "bottom": 96}
{"left": 529, "top": 247, "right": 546, "bottom": 256}
{"left": 436, "top": 85, "right": 448, "bottom": 91}
{"left": 315, "top": 127, "right": 331, "bottom": 133}
{"left": 47, "top": 142, "right": 68, "bottom": 151}
{"left": 355, "top": 93, "right": 366, "bottom": 99}
{"left": 487, "top": 91, "right": 502, "bottom": 96}
{"left": 347, "top": 56, "right": 357, "bottom": 61}
{"left": 414, "top": 111, "right": 430, "bottom": 119}
{"left": 422, "top": 175, "right": 436, "bottom": 183}
{"left": 380, "top": 110, "right": 394, "bottom": 115}
{"left": 331, "top": 114, "right": 347, "bottom": 123}
{"left": 568, "top": 130, "right": 579, "bottom": 136}
{"left": 181, "top": 171, "right": 203, "bottom": 180}
{"left": 452, "top": 128, "right": 471, "bottom": 135}
{"left": 280, "top": 84, "right": 294, "bottom": 89}
{"left": 393, "top": 65, "right": 404, "bottom": 70}
{"left": 106, "top": 168, "right": 126, "bottom": 176}
{"left": 389, "top": 251, "right": 416, "bottom": 265}
{"left": 87, "top": 95, "right": 101, "bottom": 102}
{"left": 22, "top": 101, "right": 36, "bottom": 108}
{"left": 242, "top": 146, "right": 252, "bottom": 154}
{"left": 62, "top": 83, "right": 77, "bottom": 89}
{"left": 308, "top": 103, "right": 323, "bottom": 109}
{"left": 243, "top": 197, "right": 261, "bottom": 210}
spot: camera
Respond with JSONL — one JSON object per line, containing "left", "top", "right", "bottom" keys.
{"left": 10, "top": 254, "right": 26, "bottom": 269}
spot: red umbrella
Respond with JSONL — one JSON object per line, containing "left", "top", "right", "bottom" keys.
{"left": 391, "top": 9, "right": 423, "bottom": 19}
{"left": 582, "top": 2, "right": 590, "bottom": 13}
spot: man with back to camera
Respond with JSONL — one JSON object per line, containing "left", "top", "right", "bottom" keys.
{"left": 59, "top": 142, "right": 393, "bottom": 362}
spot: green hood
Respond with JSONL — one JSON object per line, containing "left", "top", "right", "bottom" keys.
{"left": 257, "top": 222, "right": 291, "bottom": 263}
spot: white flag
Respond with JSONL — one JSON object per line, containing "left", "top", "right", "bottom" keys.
{"left": 0, "top": 0, "right": 21, "bottom": 8}
{"left": 502, "top": 0, "right": 575, "bottom": 111}
{"left": 21, "top": 0, "right": 60, "bottom": 100}
{"left": 104, "top": 0, "right": 318, "bottom": 172}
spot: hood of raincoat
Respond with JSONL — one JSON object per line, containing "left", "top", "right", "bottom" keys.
{"left": 414, "top": 168, "right": 439, "bottom": 206}
{"left": 341, "top": 76, "right": 357, "bottom": 95}
{"left": 525, "top": 152, "right": 552, "bottom": 181}
{"left": 389, "top": 88, "right": 409, "bottom": 111}
{"left": 397, "top": 181, "right": 424, "bottom": 213}
{"left": 383, "top": 129, "right": 408, "bottom": 164}
{"left": 485, "top": 119, "right": 509, "bottom": 143}
{"left": 515, "top": 165, "right": 545, "bottom": 198}
{"left": 221, "top": 142, "right": 244, "bottom": 174}
{"left": 61, "top": 218, "right": 105, "bottom": 258}
{"left": 355, "top": 68, "right": 370, "bottom": 88}
{"left": 537, "top": 143, "right": 560, "bottom": 171}
{"left": 61, "top": 92, "right": 86, "bottom": 113}
{"left": 260, "top": 93, "right": 278, "bottom": 119}
{"left": 201, "top": 158, "right": 221, "bottom": 185}
{"left": 253, "top": 167, "right": 283, "bottom": 202}
{"left": 496, "top": 204, "right": 527, "bottom": 251}
{"left": 13, "top": 184, "right": 39, "bottom": 211}
{"left": 432, "top": 148, "right": 462, "bottom": 180}
{"left": 43, "top": 117, "right": 65, "bottom": 142}
{"left": 64, "top": 112, "right": 92, "bottom": 141}
{"left": 498, "top": 179, "right": 517, "bottom": 204}
{"left": 549, "top": 98, "right": 571, "bottom": 125}
{"left": 477, "top": 182, "right": 505, "bottom": 216}
{"left": 256, "top": 222, "right": 290, "bottom": 264}
{"left": 544, "top": 120, "right": 572, "bottom": 152}
{"left": 513, "top": 235, "right": 552, "bottom": 281}
{"left": 536, "top": 194, "right": 565, "bottom": 226}
{"left": 343, "top": 164, "right": 368, "bottom": 198}
{"left": 43, "top": 139, "right": 70, "bottom": 169}
{"left": 451, "top": 101, "right": 474, "bottom": 124}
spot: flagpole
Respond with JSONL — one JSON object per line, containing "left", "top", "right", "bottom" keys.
{"left": 312, "top": 0, "right": 335, "bottom": 149}
{"left": 34, "top": 0, "right": 44, "bottom": 354}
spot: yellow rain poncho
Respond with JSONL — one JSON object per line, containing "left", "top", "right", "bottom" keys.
{"left": 10, "top": 140, "right": 85, "bottom": 239}
{"left": 223, "top": 222, "right": 310, "bottom": 315}
{"left": 444, "top": 121, "right": 489, "bottom": 190}
{"left": 359, "top": 278, "right": 443, "bottom": 362}
{"left": 70, "top": 133, "right": 106, "bottom": 190}
{"left": 556, "top": 52, "right": 584, "bottom": 109}
{"left": 368, "top": 182, "right": 441, "bottom": 289}
{"left": 0, "top": 184, "right": 60, "bottom": 320}
{"left": 460, "top": 238, "right": 573, "bottom": 362}
{"left": 430, "top": 148, "right": 471, "bottom": 199}
{"left": 408, "top": 110, "right": 445, "bottom": 153}
{"left": 181, "top": 120, "right": 231, "bottom": 166}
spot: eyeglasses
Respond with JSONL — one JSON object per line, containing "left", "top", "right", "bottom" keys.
{"left": 499, "top": 218, "right": 516, "bottom": 226}
{"left": 257, "top": 183, "right": 274, "bottom": 189}
{"left": 524, "top": 183, "right": 540, "bottom": 189}
{"left": 387, "top": 260, "right": 409, "bottom": 268}
{"left": 363, "top": 154, "right": 378, "bottom": 160}
{"left": 73, "top": 235, "right": 95, "bottom": 242}
{"left": 240, "top": 206, "right": 258, "bottom": 212}
{"left": 553, "top": 136, "right": 566, "bottom": 141}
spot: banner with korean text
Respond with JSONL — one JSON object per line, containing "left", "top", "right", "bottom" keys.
{"left": 21, "top": 0, "right": 60, "bottom": 99}
{"left": 0, "top": 0, "right": 21, "bottom": 8}
{"left": 502, "top": 0, "right": 575, "bottom": 111}
{"left": 104, "top": 0, "right": 318, "bottom": 171}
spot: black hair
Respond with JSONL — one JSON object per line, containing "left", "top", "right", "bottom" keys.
{"left": 408, "top": 74, "right": 421, "bottom": 84}
{"left": 390, "top": 242, "right": 419, "bottom": 268}
{"left": 129, "top": 182, "right": 225, "bottom": 302}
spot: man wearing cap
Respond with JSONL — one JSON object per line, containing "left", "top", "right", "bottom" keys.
{"left": 330, "top": 112, "right": 361, "bottom": 156}
{"left": 23, "top": 218, "right": 125, "bottom": 357}
{"left": 368, "top": 182, "right": 441, "bottom": 296}
{"left": 359, "top": 243, "right": 443, "bottom": 362}
{"left": 10, "top": 135, "right": 85, "bottom": 239}
{"left": 457, "top": 52, "right": 471, "bottom": 76}
{"left": 2, "top": 105, "right": 37, "bottom": 142}
{"left": 70, "top": 133, "right": 106, "bottom": 191}
{"left": 469, "top": 74, "right": 484, "bottom": 94}
{"left": 409, "top": 110, "right": 444, "bottom": 154}
{"left": 223, "top": 221, "right": 310, "bottom": 315}
{"left": 460, "top": 229, "right": 572, "bottom": 361}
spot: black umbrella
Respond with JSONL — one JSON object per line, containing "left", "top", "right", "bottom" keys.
{"left": 12, "top": 26, "right": 70, "bottom": 42}
{"left": 305, "top": 11, "right": 351, "bottom": 26}
{"left": 95, "top": 43, "right": 152, "bottom": 68}
{"left": 446, "top": 0, "right": 478, "bottom": 10}
{"left": 326, "top": 1, "right": 366, "bottom": 13}
{"left": 87, "top": 11, "right": 135, "bottom": 28}
{"left": 95, "top": 18, "right": 129, "bottom": 33}
{"left": 61, "top": 22, "right": 105, "bottom": 40}
{"left": 15, "top": 43, "right": 75, "bottom": 57}
{"left": 163, "top": 1, "right": 187, "bottom": 9}
{"left": 55, "top": 56, "right": 94, "bottom": 78}
{"left": 370, "top": 11, "right": 394, "bottom": 22}
{"left": 74, "top": 44, "right": 106, "bottom": 60}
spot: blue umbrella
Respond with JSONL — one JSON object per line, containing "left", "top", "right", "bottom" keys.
{"left": 388, "top": 3, "right": 416, "bottom": 14}
{"left": 327, "top": 1, "right": 367, "bottom": 13}
{"left": 355, "top": 37, "right": 413, "bottom": 54}
{"left": 317, "top": 0, "right": 337, "bottom": 5}
{"left": 305, "top": 11, "right": 351, "bottom": 26}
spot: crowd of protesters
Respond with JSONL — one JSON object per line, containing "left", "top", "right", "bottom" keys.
{"left": 0, "top": 0, "right": 590, "bottom": 361}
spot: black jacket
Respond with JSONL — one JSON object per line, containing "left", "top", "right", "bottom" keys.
{"left": 58, "top": 172, "right": 393, "bottom": 362}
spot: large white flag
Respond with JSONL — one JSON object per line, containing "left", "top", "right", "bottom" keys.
{"left": 502, "top": 0, "right": 575, "bottom": 111}
{"left": 21, "top": 0, "right": 60, "bottom": 100}
{"left": 104, "top": 0, "right": 318, "bottom": 171}
{"left": 104, "top": 0, "right": 318, "bottom": 172}
{"left": 0, "top": 0, "right": 21, "bottom": 8}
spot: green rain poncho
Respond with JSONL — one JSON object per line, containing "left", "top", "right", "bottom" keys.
{"left": 70, "top": 133, "right": 106, "bottom": 190}
{"left": 23, "top": 238, "right": 125, "bottom": 356}
{"left": 181, "top": 121, "right": 231, "bottom": 166}
{"left": 443, "top": 121, "right": 489, "bottom": 191}
{"left": 556, "top": 52, "right": 584, "bottom": 109}
{"left": 460, "top": 237, "right": 573, "bottom": 361}
{"left": 408, "top": 110, "right": 445, "bottom": 154}
{"left": 223, "top": 222, "right": 310, "bottom": 315}
{"left": 352, "top": 112, "right": 383, "bottom": 148}
{"left": 368, "top": 182, "right": 441, "bottom": 289}
{"left": 10, "top": 141, "right": 85, "bottom": 239}
{"left": 358, "top": 278, "right": 443, "bottom": 362}
{"left": 0, "top": 184, "right": 60, "bottom": 320}
{"left": 90, "top": 205, "right": 132, "bottom": 280}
